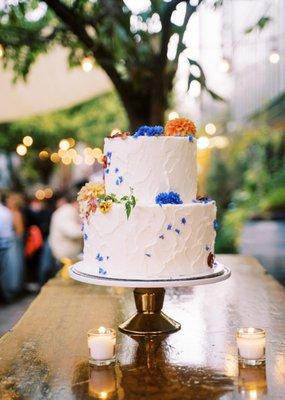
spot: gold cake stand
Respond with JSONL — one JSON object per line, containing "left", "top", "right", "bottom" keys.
{"left": 69, "top": 262, "right": 231, "bottom": 335}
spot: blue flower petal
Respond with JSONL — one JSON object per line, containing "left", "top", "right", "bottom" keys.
{"left": 155, "top": 191, "right": 183, "bottom": 205}
{"left": 133, "top": 125, "right": 164, "bottom": 137}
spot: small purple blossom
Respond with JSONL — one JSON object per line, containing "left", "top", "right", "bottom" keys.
{"left": 155, "top": 191, "right": 183, "bottom": 206}
{"left": 105, "top": 168, "right": 110, "bottom": 174}
{"left": 167, "top": 224, "right": 172, "bottom": 230}
{"left": 181, "top": 217, "right": 186, "bottom": 225}
{"left": 133, "top": 125, "right": 164, "bottom": 138}
{"left": 80, "top": 223, "right": 84, "bottom": 232}
{"left": 115, "top": 167, "right": 119, "bottom": 173}
{"left": 159, "top": 234, "right": 164, "bottom": 239}
{"left": 205, "top": 245, "right": 210, "bottom": 251}
{"left": 188, "top": 135, "right": 194, "bottom": 142}
{"left": 83, "top": 233, "right": 88, "bottom": 241}
{"left": 107, "top": 256, "right": 109, "bottom": 260}
{"left": 106, "top": 151, "right": 112, "bottom": 159}
{"left": 175, "top": 229, "right": 180, "bottom": 234}
{"left": 145, "top": 253, "right": 151, "bottom": 257}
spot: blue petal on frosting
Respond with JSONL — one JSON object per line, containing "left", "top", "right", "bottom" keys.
{"left": 213, "top": 219, "right": 219, "bottom": 231}
{"left": 155, "top": 191, "right": 183, "bottom": 205}
{"left": 133, "top": 125, "right": 164, "bottom": 138}
{"left": 99, "top": 267, "right": 107, "bottom": 275}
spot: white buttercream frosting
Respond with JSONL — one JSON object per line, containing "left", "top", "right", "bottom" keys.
{"left": 82, "top": 202, "right": 217, "bottom": 279}
{"left": 104, "top": 136, "right": 197, "bottom": 204}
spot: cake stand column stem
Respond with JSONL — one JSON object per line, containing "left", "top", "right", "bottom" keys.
{"left": 119, "top": 288, "right": 181, "bottom": 335}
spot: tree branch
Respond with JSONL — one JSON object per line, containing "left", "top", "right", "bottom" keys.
{"left": 43, "top": 0, "right": 94, "bottom": 48}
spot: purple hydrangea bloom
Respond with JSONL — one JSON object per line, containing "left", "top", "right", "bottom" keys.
{"left": 155, "top": 191, "right": 183, "bottom": 206}
{"left": 133, "top": 125, "right": 163, "bottom": 138}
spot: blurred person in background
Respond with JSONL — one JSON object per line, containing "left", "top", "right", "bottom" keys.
{"left": 24, "top": 197, "right": 53, "bottom": 290}
{"left": 0, "top": 192, "right": 24, "bottom": 302}
{"left": 49, "top": 189, "right": 83, "bottom": 263}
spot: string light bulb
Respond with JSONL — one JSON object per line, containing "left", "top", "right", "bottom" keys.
{"left": 59, "top": 139, "right": 70, "bottom": 151}
{"left": 197, "top": 136, "right": 210, "bottom": 150}
{"left": 269, "top": 49, "right": 280, "bottom": 64}
{"left": 205, "top": 123, "right": 216, "bottom": 135}
{"left": 81, "top": 56, "right": 93, "bottom": 72}
{"left": 16, "top": 144, "right": 27, "bottom": 156}
{"left": 23, "top": 136, "right": 33, "bottom": 147}
{"left": 168, "top": 111, "right": 179, "bottom": 120}
{"left": 220, "top": 57, "right": 231, "bottom": 73}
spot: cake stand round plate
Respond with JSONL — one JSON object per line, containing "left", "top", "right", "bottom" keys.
{"left": 69, "top": 261, "right": 230, "bottom": 288}
{"left": 69, "top": 262, "right": 230, "bottom": 335}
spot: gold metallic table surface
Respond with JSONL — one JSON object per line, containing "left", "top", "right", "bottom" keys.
{"left": 0, "top": 255, "right": 285, "bottom": 399}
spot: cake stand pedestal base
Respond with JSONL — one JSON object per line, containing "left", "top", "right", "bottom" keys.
{"left": 118, "top": 288, "right": 181, "bottom": 335}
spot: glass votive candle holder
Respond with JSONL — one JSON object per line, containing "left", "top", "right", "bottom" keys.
{"left": 88, "top": 327, "right": 116, "bottom": 366}
{"left": 236, "top": 328, "right": 266, "bottom": 366}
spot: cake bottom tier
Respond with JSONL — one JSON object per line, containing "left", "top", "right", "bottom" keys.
{"left": 82, "top": 202, "right": 217, "bottom": 279}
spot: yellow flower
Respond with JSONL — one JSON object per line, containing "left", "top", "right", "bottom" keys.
{"left": 77, "top": 182, "right": 105, "bottom": 202}
{"left": 99, "top": 200, "right": 112, "bottom": 214}
{"left": 165, "top": 117, "right": 196, "bottom": 137}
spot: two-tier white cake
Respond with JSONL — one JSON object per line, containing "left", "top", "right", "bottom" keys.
{"left": 77, "top": 119, "right": 217, "bottom": 280}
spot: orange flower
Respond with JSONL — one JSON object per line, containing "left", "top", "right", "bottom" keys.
{"left": 165, "top": 118, "right": 196, "bottom": 137}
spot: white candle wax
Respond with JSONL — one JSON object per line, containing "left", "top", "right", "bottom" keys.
{"left": 237, "top": 328, "right": 265, "bottom": 360}
{"left": 88, "top": 327, "right": 116, "bottom": 361}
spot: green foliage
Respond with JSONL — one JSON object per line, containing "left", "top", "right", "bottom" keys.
{"left": 0, "top": 91, "right": 126, "bottom": 185}
{"left": 98, "top": 190, "right": 137, "bottom": 219}
{"left": 0, "top": 91, "right": 127, "bottom": 151}
{"left": 206, "top": 127, "right": 285, "bottom": 253}
{"left": 0, "top": 0, "right": 223, "bottom": 126}
{"left": 245, "top": 16, "right": 272, "bottom": 34}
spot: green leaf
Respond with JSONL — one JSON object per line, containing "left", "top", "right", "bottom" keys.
{"left": 125, "top": 202, "right": 131, "bottom": 219}
{"left": 131, "top": 195, "right": 136, "bottom": 207}
{"left": 245, "top": 16, "right": 272, "bottom": 34}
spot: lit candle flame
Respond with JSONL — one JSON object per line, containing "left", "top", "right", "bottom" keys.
{"left": 98, "top": 326, "right": 106, "bottom": 334}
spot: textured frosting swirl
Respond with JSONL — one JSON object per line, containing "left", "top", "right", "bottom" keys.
{"left": 104, "top": 136, "right": 197, "bottom": 204}
{"left": 82, "top": 202, "right": 216, "bottom": 279}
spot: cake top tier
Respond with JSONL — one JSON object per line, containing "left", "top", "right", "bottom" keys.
{"left": 103, "top": 118, "right": 197, "bottom": 204}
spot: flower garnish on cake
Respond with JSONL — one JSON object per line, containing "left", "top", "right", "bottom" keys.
{"left": 78, "top": 183, "right": 137, "bottom": 221}
{"left": 155, "top": 191, "right": 183, "bottom": 206}
{"left": 165, "top": 117, "right": 196, "bottom": 137}
{"left": 133, "top": 125, "right": 164, "bottom": 138}
{"left": 108, "top": 129, "right": 130, "bottom": 139}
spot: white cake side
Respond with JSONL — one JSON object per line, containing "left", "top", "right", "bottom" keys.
{"left": 81, "top": 202, "right": 217, "bottom": 279}
{"left": 104, "top": 136, "right": 197, "bottom": 204}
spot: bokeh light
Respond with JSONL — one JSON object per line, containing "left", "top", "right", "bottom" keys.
{"left": 168, "top": 111, "right": 179, "bottom": 120}
{"left": 35, "top": 189, "right": 45, "bottom": 200}
{"left": 23, "top": 136, "right": 33, "bottom": 147}
{"left": 81, "top": 56, "right": 93, "bottom": 72}
{"left": 39, "top": 150, "right": 49, "bottom": 160}
{"left": 16, "top": 144, "right": 27, "bottom": 156}
{"left": 197, "top": 136, "right": 210, "bottom": 150}
{"left": 59, "top": 139, "right": 70, "bottom": 151}
{"left": 269, "top": 50, "right": 280, "bottom": 64}
{"left": 50, "top": 153, "right": 60, "bottom": 163}
{"left": 44, "top": 188, "right": 53, "bottom": 199}
{"left": 205, "top": 123, "right": 216, "bottom": 135}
